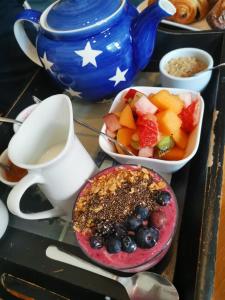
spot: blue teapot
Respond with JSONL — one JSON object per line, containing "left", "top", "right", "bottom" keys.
{"left": 14, "top": 0, "right": 175, "bottom": 102}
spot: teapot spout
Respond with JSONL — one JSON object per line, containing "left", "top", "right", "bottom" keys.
{"left": 132, "top": 0, "right": 176, "bottom": 71}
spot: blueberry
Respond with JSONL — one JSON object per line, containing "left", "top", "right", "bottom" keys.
{"left": 121, "top": 236, "right": 137, "bottom": 253}
{"left": 156, "top": 191, "right": 171, "bottom": 206}
{"left": 126, "top": 215, "right": 142, "bottom": 231}
{"left": 89, "top": 235, "right": 104, "bottom": 249}
{"left": 149, "top": 227, "right": 159, "bottom": 241}
{"left": 135, "top": 227, "right": 159, "bottom": 248}
{"left": 106, "top": 237, "right": 122, "bottom": 253}
{"left": 113, "top": 223, "right": 127, "bottom": 239}
{"left": 134, "top": 205, "right": 150, "bottom": 220}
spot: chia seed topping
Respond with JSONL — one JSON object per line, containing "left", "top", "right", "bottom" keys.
{"left": 73, "top": 167, "right": 167, "bottom": 234}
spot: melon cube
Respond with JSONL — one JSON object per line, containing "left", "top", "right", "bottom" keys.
{"left": 161, "top": 147, "right": 185, "bottom": 161}
{"left": 156, "top": 110, "right": 182, "bottom": 135}
{"left": 117, "top": 127, "right": 135, "bottom": 146}
{"left": 114, "top": 111, "right": 121, "bottom": 118}
{"left": 172, "top": 128, "right": 188, "bottom": 149}
{"left": 115, "top": 144, "right": 124, "bottom": 155}
{"left": 119, "top": 104, "right": 136, "bottom": 130}
{"left": 150, "top": 90, "right": 184, "bottom": 114}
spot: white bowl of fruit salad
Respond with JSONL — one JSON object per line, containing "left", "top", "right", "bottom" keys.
{"left": 99, "top": 86, "right": 204, "bottom": 174}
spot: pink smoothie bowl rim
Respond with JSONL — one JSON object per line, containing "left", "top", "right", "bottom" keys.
{"left": 72, "top": 164, "right": 179, "bottom": 272}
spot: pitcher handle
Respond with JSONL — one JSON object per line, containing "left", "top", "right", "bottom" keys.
{"left": 14, "top": 9, "right": 43, "bottom": 67}
{"left": 7, "top": 173, "right": 64, "bottom": 220}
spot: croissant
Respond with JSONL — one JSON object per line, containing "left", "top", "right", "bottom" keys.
{"left": 147, "top": 0, "right": 210, "bottom": 24}
{"left": 207, "top": 0, "right": 225, "bottom": 29}
{"left": 168, "top": 0, "right": 210, "bottom": 24}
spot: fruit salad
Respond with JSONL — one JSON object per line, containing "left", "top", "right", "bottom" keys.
{"left": 103, "top": 88, "right": 201, "bottom": 161}
{"left": 73, "top": 165, "right": 177, "bottom": 272}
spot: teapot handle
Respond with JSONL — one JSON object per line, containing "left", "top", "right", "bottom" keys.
{"left": 14, "top": 9, "right": 42, "bottom": 67}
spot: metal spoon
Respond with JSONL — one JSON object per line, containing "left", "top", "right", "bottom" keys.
{"left": 0, "top": 114, "right": 134, "bottom": 157}
{"left": 33, "top": 96, "right": 135, "bottom": 156}
{"left": 32, "top": 95, "right": 41, "bottom": 104}
{"left": 194, "top": 62, "right": 225, "bottom": 76}
{"left": 46, "top": 245, "right": 179, "bottom": 300}
{"left": 74, "top": 118, "right": 135, "bottom": 156}
{"left": 0, "top": 117, "right": 22, "bottom": 125}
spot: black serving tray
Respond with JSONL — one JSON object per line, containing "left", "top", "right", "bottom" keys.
{"left": 0, "top": 28, "right": 225, "bottom": 300}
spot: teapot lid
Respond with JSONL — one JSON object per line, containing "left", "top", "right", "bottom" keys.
{"left": 45, "top": 0, "right": 122, "bottom": 31}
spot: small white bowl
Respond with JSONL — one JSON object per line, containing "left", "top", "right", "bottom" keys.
{"left": 159, "top": 48, "right": 213, "bottom": 92}
{"left": 0, "top": 149, "right": 17, "bottom": 186}
{"left": 13, "top": 104, "right": 38, "bottom": 133}
{"left": 0, "top": 148, "right": 28, "bottom": 186}
{"left": 99, "top": 86, "right": 204, "bottom": 174}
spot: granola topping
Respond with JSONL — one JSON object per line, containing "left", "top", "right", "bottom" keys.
{"left": 73, "top": 167, "right": 168, "bottom": 234}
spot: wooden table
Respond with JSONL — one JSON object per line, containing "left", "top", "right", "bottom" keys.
{"left": 212, "top": 149, "right": 225, "bottom": 300}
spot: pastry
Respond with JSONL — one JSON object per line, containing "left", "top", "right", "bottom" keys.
{"left": 148, "top": 0, "right": 210, "bottom": 24}
{"left": 207, "top": 0, "right": 225, "bottom": 29}
{"left": 208, "top": 0, "right": 219, "bottom": 8}
{"left": 168, "top": 0, "right": 210, "bottom": 24}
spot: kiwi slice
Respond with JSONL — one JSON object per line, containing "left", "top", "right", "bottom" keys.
{"left": 157, "top": 136, "right": 174, "bottom": 151}
{"left": 130, "top": 140, "right": 140, "bottom": 150}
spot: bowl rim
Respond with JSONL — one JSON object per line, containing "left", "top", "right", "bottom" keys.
{"left": 0, "top": 148, "right": 17, "bottom": 186}
{"left": 99, "top": 86, "right": 204, "bottom": 166}
{"left": 73, "top": 164, "right": 178, "bottom": 272}
{"left": 159, "top": 47, "right": 214, "bottom": 81}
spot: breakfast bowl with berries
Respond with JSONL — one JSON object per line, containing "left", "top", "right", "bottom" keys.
{"left": 99, "top": 86, "right": 204, "bottom": 174}
{"left": 73, "top": 165, "right": 178, "bottom": 273}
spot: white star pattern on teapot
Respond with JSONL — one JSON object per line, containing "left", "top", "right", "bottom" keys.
{"left": 74, "top": 41, "right": 103, "bottom": 67}
{"left": 65, "top": 87, "right": 82, "bottom": 98}
{"left": 109, "top": 67, "right": 128, "bottom": 86}
{"left": 40, "top": 52, "right": 54, "bottom": 71}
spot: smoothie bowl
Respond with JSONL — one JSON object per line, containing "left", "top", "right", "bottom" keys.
{"left": 73, "top": 165, "right": 178, "bottom": 273}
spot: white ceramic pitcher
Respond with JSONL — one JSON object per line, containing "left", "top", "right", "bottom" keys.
{"left": 7, "top": 94, "right": 97, "bottom": 220}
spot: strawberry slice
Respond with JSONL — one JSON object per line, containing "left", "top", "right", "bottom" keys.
{"left": 124, "top": 89, "right": 138, "bottom": 101}
{"left": 136, "top": 113, "right": 157, "bottom": 126}
{"left": 179, "top": 100, "right": 200, "bottom": 133}
{"left": 103, "top": 113, "right": 121, "bottom": 132}
{"left": 137, "top": 114, "right": 159, "bottom": 147}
